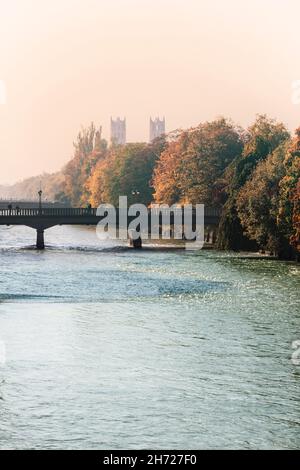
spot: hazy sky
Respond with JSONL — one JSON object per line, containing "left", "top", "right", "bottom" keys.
{"left": 0, "top": 0, "right": 300, "bottom": 184}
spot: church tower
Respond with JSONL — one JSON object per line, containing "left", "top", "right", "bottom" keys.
{"left": 111, "top": 117, "right": 126, "bottom": 145}
{"left": 150, "top": 117, "right": 165, "bottom": 142}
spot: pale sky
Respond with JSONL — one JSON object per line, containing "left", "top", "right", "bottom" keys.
{"left": 0, "top": 0, "right": 300, "bottom": 184}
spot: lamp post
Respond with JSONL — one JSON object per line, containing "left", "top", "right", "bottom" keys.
{"left": 38, "top": 189, "right": 43, "bottom": 214}
{"left": 130, "top": 190, "right": 142, "bottom": 248}
{"left": 36, "top": 186, "right": 45, "bottom": 249}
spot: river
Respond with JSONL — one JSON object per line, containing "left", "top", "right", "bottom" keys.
{"left": 0, "top": 225, "right": 299, "bottom": 449}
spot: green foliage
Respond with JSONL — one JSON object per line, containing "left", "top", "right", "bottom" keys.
{"left": 217, "top": 115, "right": 290, "bottom": 253}
{"left": 236, "top": 143, "right": 289, "bottom": 253}
{"left": 233, "top": 115, "right": 289, "bottom": 189}
{"left": 96, "top": 140, "right": 165, "bottom": 207}
{"left": 217, "top": 196, "right": 257, "bottom": 251}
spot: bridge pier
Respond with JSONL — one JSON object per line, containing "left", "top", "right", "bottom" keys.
{"left": 132, "top": 236, "right": 142, "bottom": 249}
{"left": 128, "top": 231, "right": 143, "bottom": 249}
{"left": 129, "top": 236, "right": 142, "bottom": 249}
{"left": 36, "top": 228, "right": 45, "bottom": 250}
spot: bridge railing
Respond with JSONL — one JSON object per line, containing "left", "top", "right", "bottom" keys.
{"left": 0, "top": 208, "right": 98, "bottom": 217}
{"left": 0, "top": 206, "right": 222, "bottom": 218}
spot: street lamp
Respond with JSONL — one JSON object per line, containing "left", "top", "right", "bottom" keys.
{"left": 38, "top": 188, "right": 43, "bottom": 213}
{"left": 130, "top": 190, "right": 142, "bottom": 248}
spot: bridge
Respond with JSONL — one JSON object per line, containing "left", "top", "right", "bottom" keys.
{"left": 0, "top": 206, "right": 221, "bottom": 249}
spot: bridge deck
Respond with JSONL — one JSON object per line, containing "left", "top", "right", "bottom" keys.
{"left": 0, "top": 207, "right": 221, "bottom": 226}
{"left": 0, "top": 207, "right": 221, "bottom": 249}
{"left": 0, "top": 207, "right": 221, "bottom": 216}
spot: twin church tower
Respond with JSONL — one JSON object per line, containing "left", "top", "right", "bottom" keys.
{"left": 110, "top": 117, "right": 165, "bottom": 145}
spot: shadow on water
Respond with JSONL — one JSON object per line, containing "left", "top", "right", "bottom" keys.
{"left": 0, "top": 243, "right": 187, "bottom": 255}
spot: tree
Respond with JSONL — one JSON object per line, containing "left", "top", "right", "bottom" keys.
{"left": 152, "top": 131, "right": 189, "bottom": 205}
{"left": 217, "top": 115, "right": 290, "bottom": 251}
{"left": 234, "top": 115, "right": 289, "bottom": 188}
{"left": 153, "top": 118, "right": 243, "bottom": 206}
{"left": 279, "top": 128, "right": 300, "bottom": 256}
{"left": 63, "top": 123, "right": 107, "bottom": 205}
{"left": 87, "top": 138, "right": 166, "bottom": 207}
{"left": 290, "top": 179, "right": 300, "bottom": 255}
{"left": 86, "top": 155, "right": 112, "bottom": 207}
{"left": 236, "top": 143, "right": 288, "bottom": 254}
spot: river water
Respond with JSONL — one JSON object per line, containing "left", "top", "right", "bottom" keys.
{"left": 0, "top": 225, "right": 299, "bottom": 449}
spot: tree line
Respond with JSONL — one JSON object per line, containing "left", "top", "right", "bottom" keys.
{"left": 56, "top": 116, "right": 299, "bottom": 259}
{"left": 12, "top": 116, "right": 294, "bottom": 260}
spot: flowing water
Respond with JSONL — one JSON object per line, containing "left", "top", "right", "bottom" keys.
{"left": 0, "top": 225, "right": 299, "bottom": 449}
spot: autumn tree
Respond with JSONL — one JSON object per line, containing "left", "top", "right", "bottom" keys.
{"left": 291, "top": 179, "right": 300, "bottom": 254}
{"left": 86, "top": 154, "right": 112, "bottom": 207}
{"left": 153, "top": 118, "right": 243, "bottom": 206}
{"left": 63, "top": 123, "right": 107, "bottom": 205}
{"left": 87, "top": 138, "right": 166, "bottom": 207}
{"left": 152, "top": 131, "right": 190, "bottom": 204}
{"left": 279, "top": 128, "right": 300, "bottom": 256}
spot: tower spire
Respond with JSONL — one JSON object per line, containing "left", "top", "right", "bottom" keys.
{"left": 150, "top": 116, "right": 165, "bottom": 142}
{"left": 111, "top": 117, "right": 126, "bottom": 145}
